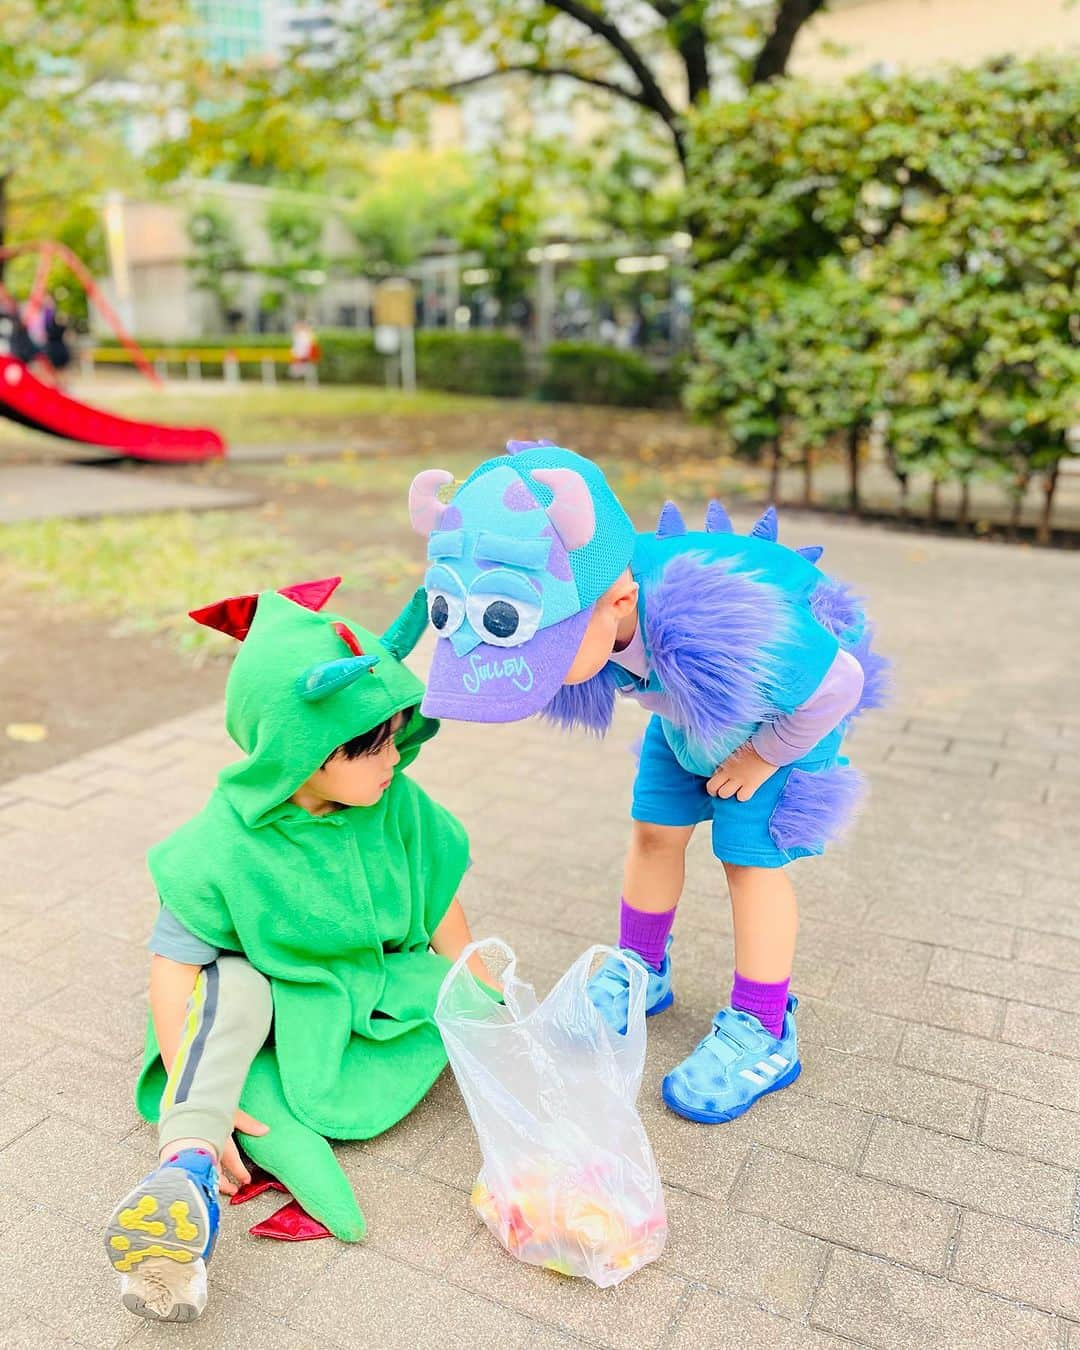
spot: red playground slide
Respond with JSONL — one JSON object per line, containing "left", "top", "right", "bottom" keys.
{"left": 0, "top": 356, "right": 225, "bottom": 463}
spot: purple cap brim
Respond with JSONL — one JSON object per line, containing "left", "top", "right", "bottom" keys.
{"left": 420, "top": 605, "right": 594, "bottom": 723}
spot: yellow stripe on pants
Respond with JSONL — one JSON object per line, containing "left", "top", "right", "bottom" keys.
{"left": 160, "top": 971, "right": 207, "bottom": 1112}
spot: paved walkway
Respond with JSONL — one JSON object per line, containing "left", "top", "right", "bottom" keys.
{"left": 0, "top": 514, "right": 1077, "bottom": 1348}
{"left": 0, "top": 463, "right": 257, "bottom": 524}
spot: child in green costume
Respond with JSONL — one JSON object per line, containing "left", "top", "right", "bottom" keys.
{"left": 104, "top": 577, "right": 495, "bottom": 1324}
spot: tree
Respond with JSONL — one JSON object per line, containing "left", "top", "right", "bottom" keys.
{"left": 688, "top": 57, "right": 1079, "bottom": 539}
{"left": 247, "top": 1, "right": 828, "bottom": 175}
{"left": 348, "top": 149, "right": 476, "bottom": 271}
{"left": 186, "top": 204, "right": 246, "bottom": 328}
{"left": 0, "top": 1, "right": 196, "bottom": 276}
{"left": 260, "top": 200, "right": 326, "bottom": 316}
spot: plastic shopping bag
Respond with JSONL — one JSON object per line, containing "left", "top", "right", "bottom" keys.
{"left": 435, "top": 939, "right": 667, "bottom": 1287}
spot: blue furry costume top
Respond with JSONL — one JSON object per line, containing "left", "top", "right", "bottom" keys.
{"left": 543, "top": 501, "right": 889, "bottom": 863}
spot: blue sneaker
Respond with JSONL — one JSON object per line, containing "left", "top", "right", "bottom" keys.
{"left": 662, "top": 996, "right": 801, "bottom": 1123}
{"left": 588, "top": 937, "right": 674, "bottom": 1035}
{"left": 105, "top": 1146, "right": 220, "bottom": 1322}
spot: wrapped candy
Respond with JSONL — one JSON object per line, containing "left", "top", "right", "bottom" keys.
{"left": 437, "top": 942, "right": 667, "bottom": 1288}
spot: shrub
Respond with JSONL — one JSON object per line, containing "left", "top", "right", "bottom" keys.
{"left": 539, "top": 341, "right": 661, "bottom": 407}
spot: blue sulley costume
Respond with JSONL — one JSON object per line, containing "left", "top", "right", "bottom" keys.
{"left": 408, "top": 442, "right": 888, "bottom": 1121}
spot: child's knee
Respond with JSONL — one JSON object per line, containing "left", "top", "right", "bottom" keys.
{"left": 632, "top": 821, "right": 693, "bottom": 857}
{"left": 216, "top": 956, "right": 274, "bottom": 1038}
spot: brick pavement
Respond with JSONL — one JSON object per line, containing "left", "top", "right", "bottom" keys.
{"left": 0, "top": 513, "right": 1077, "bottom": 1348}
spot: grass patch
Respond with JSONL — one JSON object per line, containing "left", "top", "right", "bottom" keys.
{"left": 0, "top": 511, "right": 420, "bottom": 656}
{"left": 88, "top": 383, "right": 515, "bottom": 446}
{"left": 254, "top": 444, "right": 758, "bottom": 519}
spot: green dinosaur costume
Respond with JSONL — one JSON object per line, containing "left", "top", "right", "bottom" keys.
{"left": 135, "top": 584, "right": 470, "bottom": 1241}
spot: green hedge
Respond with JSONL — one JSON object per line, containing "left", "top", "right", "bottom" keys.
{"left": 318, "top": 329, "right": 527, "bottom": 396}
{"left": 315, "top": 331, "right": 384, "bottom": 385}
{"left": 686, "top": 56, "right": 1079, "bottom": 540}
{"left": 539, "top": 341, "right": 665, "bottom": 407}
{"left": 417, "top": 331, "right": 526, "bottom": 397}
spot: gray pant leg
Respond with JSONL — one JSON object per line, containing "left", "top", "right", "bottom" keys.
{"left": 158, "top": 955, "right": 273, "bottom": 1158}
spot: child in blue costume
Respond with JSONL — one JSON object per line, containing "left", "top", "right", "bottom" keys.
{"left": 406, "top": 443, "right": 887, "bottom": 1124}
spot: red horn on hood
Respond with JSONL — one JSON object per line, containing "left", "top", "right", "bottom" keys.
{"left": 189, "top": 576, "right": 343, "bottom": 640}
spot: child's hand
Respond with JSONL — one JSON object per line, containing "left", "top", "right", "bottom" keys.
{"left": 219, "top": 1109, "right": 270, "bottom": 1195}
{"left": 467, "top": 950, "right": 504, "bottom": 993}
{"left": 706, "top": 744, "right": 779, "bottom": 803}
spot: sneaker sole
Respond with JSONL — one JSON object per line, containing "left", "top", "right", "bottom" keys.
{"left": 105, "top": 1169, "right": 210, "bottom": 1287}
{"left": 120, "top": 1257, "right": 207, "bottom": 1322}
{"left": 661, "top": 1058, "right": 802, "bottom": 1124}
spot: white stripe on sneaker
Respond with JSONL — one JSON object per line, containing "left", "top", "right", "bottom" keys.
{"left": 740, "top": 1069, "right": 767, "bottom": 1086}
{"left": 755, "top": 1060, "right": 779, "bottom": 1078}
{"left": 769, "top": 1054, "right": 789, "bottom": 1068}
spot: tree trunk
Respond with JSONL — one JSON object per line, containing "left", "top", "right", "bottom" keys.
{"left": 751, "top": 0, "right": 827, "bottom": 83}
{"left": 1007, "top": 471, "right": 1030, "bottom": 541}
{"left": 1037, "top": 462, "right": 1060, "bottom": 546}
{"left": 768, "top": 441, "right": 782, "bottom": 503}
{"left": 846, "top": 425, "right": 861, "bottom": 516}
{"left": 802, "top": 443, "right": 814, "bottom": 506}
{"left": 929, "top": 478, "right": 941, "bottom": 526}
{"left": 957, "top": 479, "right": 971, "bottom": 533}
{"left": 897, "top": 472, "right": 910, "bottom": 521}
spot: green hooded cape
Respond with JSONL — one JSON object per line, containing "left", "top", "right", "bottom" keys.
{"left": 135, "top": 587, "right": 470, "bottom": 1240}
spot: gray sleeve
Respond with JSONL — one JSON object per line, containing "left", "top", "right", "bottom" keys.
{"left": 147, "top": 905, "right": 221, "bottom": 966}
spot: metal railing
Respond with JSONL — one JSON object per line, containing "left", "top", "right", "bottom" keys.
{"left": 84, "top": 346, "right": 318, "bottom": 385}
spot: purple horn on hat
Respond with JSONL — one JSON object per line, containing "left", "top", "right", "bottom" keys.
{"left": 409, "top": 468, "right": 454, "bottom": 535}
{"left": 531, "top": 467, "right": 595, "bottom": 551}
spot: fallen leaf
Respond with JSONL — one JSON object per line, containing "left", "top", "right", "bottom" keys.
{"left": 6, "top": 722, "right": 47, "bottom": 743}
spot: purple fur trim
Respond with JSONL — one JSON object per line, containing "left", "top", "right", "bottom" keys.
{"left": 644, "top": 553, "right": 784, "bottom": 745}
{"left": 769, "top": 763, "right": 865, "bottom": 851}
{"left": 540, "top": 664, "right": 619, "bottom": 736}
{"left": 810, "top": 577, "right": 865, "bottom": 637}
{"left": 846, "top": 626, "right": 892, "bottom": 720}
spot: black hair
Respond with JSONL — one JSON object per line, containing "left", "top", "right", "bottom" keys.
{"left": 325, "top": 706, "right": 415, "bottom": 764}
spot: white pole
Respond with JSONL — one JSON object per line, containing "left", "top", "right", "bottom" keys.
{"left": 400, "top": 325, "right": 416, "bottom": 394}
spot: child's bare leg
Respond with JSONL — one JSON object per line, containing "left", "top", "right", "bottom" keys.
{"left": 724, "top": 862, "right": 797, "bottom": 1037}
{"left": 624, "top": 821, "right": 695, "bottom": 911}
{"left": 620, "top": 821, "right": 695, "bottom": 968}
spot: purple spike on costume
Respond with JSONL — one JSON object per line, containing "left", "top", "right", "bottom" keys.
{"left": 705, "top": 499, "right": 733, "bottom": 534}
{"left": 796, "top": 544, "right": 824, "bottom": 563}
{"left": 846, "top": 626, "right": 892, "bottom": 721}
{"left": 750, "top": 506, "right": 778, "bottom": 541}
{"left": 506, "top": 438, "right": 555, "bottom": 455}
{"left": 810, "top": 578, "right": 865, "bottom": 638}
{"left": 645, "top": 553, "right": 783, "bottom": 746}
{"left": 656, "top": 501, "right": 687, "bottom": 538}
{"left": 769, "top": 763, "right": 865, "bottom": 851}
{"left": 540, "top": 665, "right": 619, "bottom": 736}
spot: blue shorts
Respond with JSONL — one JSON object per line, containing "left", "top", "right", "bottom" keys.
{"left": 631, "top": 716, "right": 851, "bottom": 869}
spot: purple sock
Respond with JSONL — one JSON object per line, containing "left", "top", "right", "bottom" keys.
{"left": 619, "top": 898, "right": 676, "bottom": 971}
{"left": 731, "top": 971, "right": 790, "bottom": 1038}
